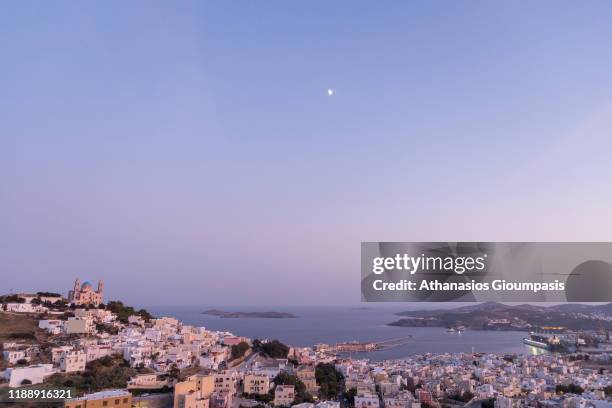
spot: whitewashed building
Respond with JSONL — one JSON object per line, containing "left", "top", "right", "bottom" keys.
{"left": 38, "top": 319, "right": 64, "bottom": 334}
{"left": 2, "top": 349, "right": 29, "bottom": 365}
{"left": 1, "top": 364, "right": 55, "bottom": 387}
{"left": 5, "top": 303, "right": 48, "bottom": 313}
{"left": 59, "top": 350, "right": 86, "bottom": 373}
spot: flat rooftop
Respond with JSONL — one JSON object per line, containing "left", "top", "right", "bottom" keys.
{"left": 69, "top": 389, "right": 131, "bottom": 401}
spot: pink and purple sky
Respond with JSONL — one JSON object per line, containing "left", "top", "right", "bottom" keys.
{"left": 2, "top": 2, "right": 612, "bottom": 307}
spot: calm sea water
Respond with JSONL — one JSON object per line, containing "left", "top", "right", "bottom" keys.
{"left": 148, "top": 306, "right": 535, "bottom": 361}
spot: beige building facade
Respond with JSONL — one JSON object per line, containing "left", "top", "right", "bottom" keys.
{"left": 244, "top": 373, "right": 270, "bottom": 395}
{"left": 64, "top": 390, "right": 132, "bottom": 408}
{"left": 296, "top": 365, "right": 319, "bottom": 396}
{"left": 274, "top": 385, "right": 295, "bottom": 407}
{"left": 174, "top": 374, "right": 215, "bottom": 408}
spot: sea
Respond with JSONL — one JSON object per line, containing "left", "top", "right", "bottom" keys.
{"left": 148, "top": 306, "right": 541, "bottom": 361}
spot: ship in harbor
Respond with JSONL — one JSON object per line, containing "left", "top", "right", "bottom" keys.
{"left": 446, "top": 326, "right": 465, "bottom": 334}
{"left": 522, "top": 332, "right": 575, "bottom": 353}
{"left": 523, "top": 333, "right": 552, "bottom": 350}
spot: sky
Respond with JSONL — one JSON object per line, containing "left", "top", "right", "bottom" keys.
{"left": 2, "top": 1, "right": 612, "bottom": 308}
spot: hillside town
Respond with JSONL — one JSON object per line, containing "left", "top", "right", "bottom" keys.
{"left": 1, "top": 280, "right": 611, "bottom": 408}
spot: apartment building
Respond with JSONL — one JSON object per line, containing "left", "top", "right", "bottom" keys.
{"left": 65, "top": 389, "right": 132, "bottom": 408}
{"left": 211, "top": 389, "right": 234, "bottom": 408}
{"left": 244, "top": 373, "right": 270, "bottom": 395}
{"left": 59, "top": 350, "right": 86, "bottom": 373}
{"left": 214, "top": 371, "right": 237, "bottom": 393}
{"left": 296, "top": 365, "right": 319, "bottom": 396}
{"left": 65, "top": 317, "right": 96, "bottom": 335}
{"left": 174, "top": 374, "right": 215, "bottom": 408}
{"left": 274, "top": 385, "right": 295, "bottom": 407}
{"left": 355, "top": 393, "right": 380, "bottom": 408}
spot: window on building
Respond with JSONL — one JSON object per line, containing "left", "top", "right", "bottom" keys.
{"left": 103, "top": 401, "right": 108, "bottom": 406}
{"left": 123, "top": 398, "right": 128, "bottom": 403}
{"left": 115, "top": 399, "right": 120, "bottom": 404}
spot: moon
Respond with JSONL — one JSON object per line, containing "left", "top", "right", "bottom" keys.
{"left": 327, "top": 89, "right": 333, "bottom": 96}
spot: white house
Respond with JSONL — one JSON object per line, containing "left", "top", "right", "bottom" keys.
{"left": 2, "top": 350, "right": 29, "bottom": 365}
{"left": 74, "top": 308, "right": 114, "bottom": 324}
{"left": 51, "top": 346, "right": 73, "bottom": 364}
{"left": 84, "top": 344, "right": 113, "bottom": 362}
{"left": 144, "top": 328, "right": 163, "bottom": 342}
{"left": 123, "top": 345, "right": 152, "bottom": 368}
{"left": 65, "top": 317, "right": 95, "bottom": 334}
{"left": 59, "top": 350, "right": 86, "bottom": 373}
{"left": 39, "top": 319, "right": 64, "bottom": 335}
{"left": 200, "top": 355, "right": 218, "bottom": 370}
{"left": 316, "top": 402, "right": 340, "bottom": 408}
{"left": 254, "top": 359, "right": 288, "bottom": 379}
{"left": 127, "top": 373, "right": 168, "bottom": 389}
{"left": 5, "top": 303, "right": 48, "bottom": 313}
{"left": 128, "top": 315, "right": 145, "bottom": 326}
{"left": 2, "top": 364, "right": 55, "bottom": 387}
{"left": 355, "top": 393, "right": 380, "bottom": 408}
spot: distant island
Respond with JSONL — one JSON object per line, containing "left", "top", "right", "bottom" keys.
{"left": 388, "top": 302, "right": 612, "bottom": 331}
{"left": 202, "top": 309, "right": 297, "bottom": 318}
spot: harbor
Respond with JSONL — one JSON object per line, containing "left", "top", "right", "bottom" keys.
{"left": 523, "top": 328, "right": 612, "bottom": 354}
{"left": 315, "top": 335, "right": 414, "bottom": 353}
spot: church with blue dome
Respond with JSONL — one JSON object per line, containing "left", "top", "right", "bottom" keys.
{"left": 68, "top": 278, "right": 104, "bottom": 306}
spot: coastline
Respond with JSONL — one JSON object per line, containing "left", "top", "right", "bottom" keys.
{"left": 150, "top": 305, "right": 531, "bottom": 360}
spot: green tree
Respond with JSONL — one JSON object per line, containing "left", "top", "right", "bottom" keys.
{"left": 345, "top": 387, "right": 357, "bottom": 406}
{"left": 252, "top": 339, "right": 289, "bottom": 358}
{"left": 168, "top": 364, "right": 180, "bottom": 380}
{"left": 106, "top": 301, "right": 154, "bottom": 323}
{"left": 2, "top": 294, "right": 26, "bottom": 303}
{"left": 231, "top": 342, "right": 250, "bottom": 360}
{"left": 556, "top": 384, "right": 584, "bottom": 395}
{"left": 448, "top": 391, "right": 474, "bottom": 403}
{"left": 36, "top": 292, "right": 62, "bottom": 297}
{"left": 273, "top": 372, "right": 313, "bottom": 403}
{"left": 316, "top": 363, "right": 344, "bottom": 399}
{"left": 242, "top": 392, "right": 273, "bottom": 404}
